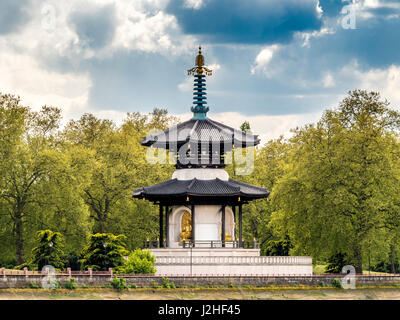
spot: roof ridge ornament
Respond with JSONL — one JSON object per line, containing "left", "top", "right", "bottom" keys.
{"left": 187, "top": 46, "right": 212, "bottom": 120}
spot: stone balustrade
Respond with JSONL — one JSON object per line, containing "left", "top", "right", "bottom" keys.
{"left": 156, "top": 256, "right": 312, "bottom": 265}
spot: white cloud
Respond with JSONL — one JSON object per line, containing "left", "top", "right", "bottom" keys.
{"left": 296, "top": 27, "right": 335, "bottom": 48}
{"left": 110, "top": 0, "right": 196, "bottom": 55}
{"left": 355, "top": 64, "right": 400, "bottom": 107}
{"left": 0, "top": 47, "right": 91, "bottom": 121}
{"left": 87, "top": 109, "right": 127, "bottom": 126}
{"left": 207, "top": 63, "right": 221, "bottom": 72}
{"left": 316, "top": 0, "right": 323, "bottom": 17}
{"left": 0, "top": 0, "right": 197, "bottom": 124}
{"left": 178, "top": 78, "right": 193, "bottom": 92}
{"left": 363, "top": 0, "right": 381, "bottom": 8}
{"left": 363, "top": 0, "right": 400, "bottom": 9}
{"left": 5, "top": 0, "right": 194, "bottom": 62}
{"left": 323, "top": 73, "right": 335, "bottom": 88}
{"left": 358, "top": 0, "right": 400, "bottom": 19}
{"left": 184, "top": 0, "right": 204, "bottom": 10}
{"left": 250, "top": 45, "right": 280, "bottom": 77}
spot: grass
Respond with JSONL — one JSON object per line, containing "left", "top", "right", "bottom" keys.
{"left": 313, "top": 264, "right": 390, "bottom": 275}
{"left": 1, "top": 286, "right": 400, "bottom": 301}
{"left": 362, "top": 270, "right": 389, "bottom": 275}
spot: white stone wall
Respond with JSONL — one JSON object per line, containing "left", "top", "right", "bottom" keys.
{"left": 172, "top": 168, "right": 229, "bottom": 181}
{"left": 151, "top": 250, "right": 313, "bottom": 276}
{"left": 154, "top": 255, "right": 313, "bottom": 276}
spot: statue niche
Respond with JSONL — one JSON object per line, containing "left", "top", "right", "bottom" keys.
{"left": 179, "top": 211, "right": 192, "bottom": 242}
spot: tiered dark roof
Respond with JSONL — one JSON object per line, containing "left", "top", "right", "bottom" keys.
{"left": 132, "top": 178, "right": 269, "bottom": 205}
{"left": 141, "top": 118, "right": 260, "bottom": 149}
{"left": 132, "top": 47, "right": 270, "bottom": 204}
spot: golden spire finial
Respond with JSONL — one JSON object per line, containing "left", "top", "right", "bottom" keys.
{"left": 188, "top": 46, "right": 212, "bottom": 76}
{"left": 196, "top": 46, "right": 204, "bottom": 67}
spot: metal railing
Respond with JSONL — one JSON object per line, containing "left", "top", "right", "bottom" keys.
{"left": 143, "top": 240, "right": 260, "bottom": 249}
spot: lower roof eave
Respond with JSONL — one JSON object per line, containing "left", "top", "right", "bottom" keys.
{"left": 132, "top": 194, "right": 268, "bottom": 206}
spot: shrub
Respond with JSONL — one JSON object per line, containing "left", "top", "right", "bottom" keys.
{"left": 0, "top": 257, "right": 17, "bottom": 269}
{"left": 80, "top": 233, "right": 128, "bottom": 271}
{"left": 54, "top": 279, "right": 60, "bottom": 289}
{"left": 65, "top": 253, "right": 82, "bottom": 271}
{"left": 64, "top": 278, "right": 77, "bottom": 290}
{"left": 118, "top": 249, "right": 156, "bottom": 274}
{"left": 129, "top": 283, "right": 137, "bottom": 289}
{"left": 331, "top": 278, "right": 343, "bottom": 289}
{"left": 161, "top": 277, "right": 175, "bottom": 289}
{"left": 29, "top": 282, "right": 41, "bottom": 289}
{"left": 32, "top": 230, "right": 66, "bottom": 271}
{"left": 110, "top": 277, "right": 128, "bottom": 291}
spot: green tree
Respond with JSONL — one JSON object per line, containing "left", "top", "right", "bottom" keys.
{"left": 325, "top": 253, "right": 350, "bottom": 273}
{"left": 240, "top": 121, "right": 252, "bottom": 133}
{"left": 272, "top": 90, "right": 400, "bottom": 273}
{"left": 226, "top": 137, "right": 290, "bottom": 253}
{"left": 31, "top": 230, "right": 65, "bottom": 270}
{"left": 0, "top": 95, "right": 64, "bottom": 264}
{"left": 61, "top": 110, "right": 176, "bottom": 238}
{"left": 80, "top": 233, "right": 128, "bottom": 271}
{"left": 264, "top": 237, "right": 292, "bottom": 256}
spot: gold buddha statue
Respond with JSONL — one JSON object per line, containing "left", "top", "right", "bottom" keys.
{"left": 179, "top": 211, "right": 192, "bottom": 242}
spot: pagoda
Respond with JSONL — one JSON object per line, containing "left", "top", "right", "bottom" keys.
{"left": 132, "top": 47, "right": 312, "bottom": 275}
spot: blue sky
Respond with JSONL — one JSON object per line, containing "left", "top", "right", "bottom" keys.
{"left": 0, "top": 0, "right": 399, "bottom": 142}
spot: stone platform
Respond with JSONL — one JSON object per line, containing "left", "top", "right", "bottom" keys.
{"left": 151, "top": 249, "right": 312, "bottom": 276}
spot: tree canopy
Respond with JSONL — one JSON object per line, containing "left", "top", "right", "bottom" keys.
{"left": 0, "top": 90, "right": 399, "bottom": 273}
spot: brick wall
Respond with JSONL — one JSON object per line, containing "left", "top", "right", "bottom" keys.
{"left": 1, "top": 273, "right": 400, "bottom": 289}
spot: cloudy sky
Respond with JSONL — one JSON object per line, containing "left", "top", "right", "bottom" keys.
{"left": 1, "top": 0, "right": 400, "bottom": 143}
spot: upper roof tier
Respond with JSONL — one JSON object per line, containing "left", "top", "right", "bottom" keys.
{"left": 141, "top": 117, "right": 261, "bottom": 149}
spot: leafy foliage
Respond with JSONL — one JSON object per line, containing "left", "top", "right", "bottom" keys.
{"left": 118, "top": 249, "right": 156, "bottom": 274}
{"left": 370, "top": 261, "right": 400, "bottom": 273}
{"left": 29, "top": 282, "right": 41, "bottom": 289}
{"left": 264, "top": 237, "right": 292, "bottom": 256}
{"left": 1, "top": 89, "right": 400, "bottom": 276}
{"left": 331, "top": 279, "right": 343, "bottom": 289}
{"left": 63, "top": 278, "right": 77, "bottom": 290}
{"left": 240, "top": 121, "right": 251, "bottom": 133}
{"left": 325, "top": 253, "right": 350, "bottom": 274}
{"left": 31, "top": 230, "right": 65, "bottom": 270}
{"left": 271, "top": 90, "right": 400, "bottom": 273}
{"left": 80, "top": 233, "right": 128, "bottom": 271}
{"left": 65, "top": 253, "right": 82, "bottom": 271}
{"left": 161, "top": 277, "right": 176, "bottom": 289}
{"left": 110, "top": 277, "right": 128, "bottom": 291}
